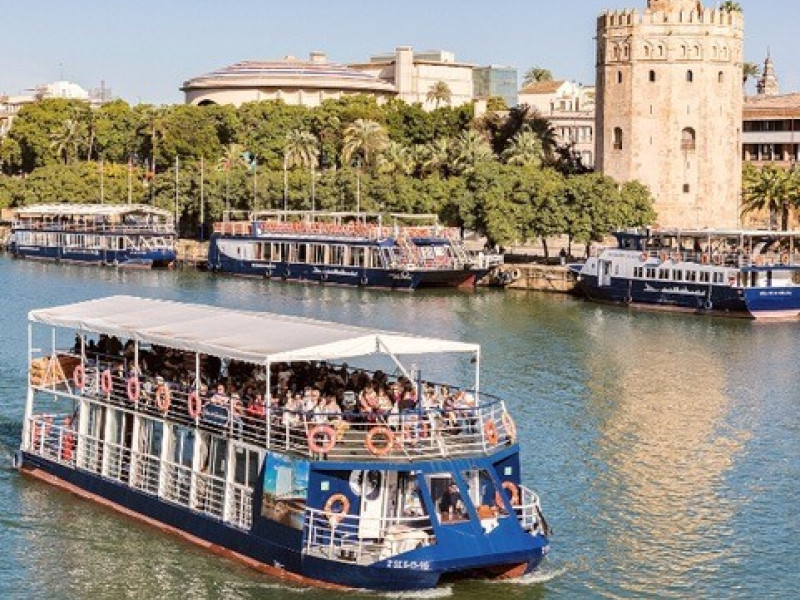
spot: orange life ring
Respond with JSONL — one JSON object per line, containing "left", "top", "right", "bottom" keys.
{"left": 501, "top": 411, "right": 517, "bottom": 443}
{"left": 701, "top": 253, "right": 709, "bottom": 265}
{"left": 323, "top": 493, "right": 350, "bottom": 524}
{"left": 659, "top": 251, "right": 668, "bottom": 263}
{"left": 495, "top": 481, "right": 520, "bottom": 508}
{"left": 365, "top": 426, "right": 395, "bottom": 456}
{"left": 484, "top": 419, "right": 499, "bottom": 446}
{"left": 155, "top": 385, "right": 171, "bottom": 413}
{"left": 187, "top": 391, "right": 202, "bottom": 419}
{"left": 712, "top": 253, "right": 722, "bottom": 265}
{"left": 640, "top": 252, "right": 648, "bottom": 262}
{"left": 308, "top": 424, "right": 337, "bottom": 454}
{"left": 61, "top": 430, "right": 75, "bottom": 461}
{"left": 781, "top": 252, "right": 790, "bottom": 265}
{"left": 100, "top": 369, "right": 113, "bottom": 395}
{"left": 127, "top": 376, "right": 140, "bottom": 403}
{"left": 73, "top": 364, "right": 86, "bottom": 390}
{"left": 754, "top": 255, "right": 764, "bottom": 266}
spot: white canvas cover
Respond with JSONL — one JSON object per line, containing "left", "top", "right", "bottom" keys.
{"left": 29, "top": 296, "right": 479, "bottom": 365}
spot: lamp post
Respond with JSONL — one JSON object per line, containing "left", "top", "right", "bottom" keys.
{"left": 355, "top": 156, "right": 362, "bottom": 215}
{"left": 282, "top": 154, "right": 288, "bottom": 212}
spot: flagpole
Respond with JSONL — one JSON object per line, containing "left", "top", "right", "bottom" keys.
{"left": 200, "top": 156, "right": 205, "bottom": 240}
{"left": 174, "top": 156, "right": 179, "bottom": 231}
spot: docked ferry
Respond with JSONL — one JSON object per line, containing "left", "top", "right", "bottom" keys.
{"left": 207, "top": 211, "right": 501, "bottom": 290}
{"left": 8, "top": 204, "right": 177, "bottom": 267}
{"left": 16, "top": 296, "right": 550, "bottom": 590}
{"left": 571, "top": 229, "right": 800, "bottom": 319}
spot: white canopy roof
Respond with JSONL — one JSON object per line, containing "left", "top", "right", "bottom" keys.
{"left": 29, "top": 296, "right": 479, "bottom": 365}
{"left": 14, "top": 204, "right": 172, "bottom": 219}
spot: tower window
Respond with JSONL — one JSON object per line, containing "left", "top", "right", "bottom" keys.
{"left": 649, "top": 70, "right": 656, "bottom": 82}
{"left": 617, "top": 71, "right": 623, "bottom": 84}
{"left": 681, "top": 127, "right": 696, "bottom": 151}
{"left": 686, "top": 70, "right": 694, "bottom": 83}
{"left": 718, "top": 71, "right": 724, "bottom": 83}
{"left": 683, "top": 184, "right": 691, "bottom": 193}
{"left": 613, "top": 127, "right": 623, "bottom": 150}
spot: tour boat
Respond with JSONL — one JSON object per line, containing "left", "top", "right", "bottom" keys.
{"left": 570, "top": 229, "right": 800, "bottom": 319}
{"left": 8, "top": 204, "right": 177, "bottom": 267}
{"left": 207, "top": 210, "right": 501, "bottom": 290}
{"left": 15, "top": 296, "right": 550, "bottom": 590}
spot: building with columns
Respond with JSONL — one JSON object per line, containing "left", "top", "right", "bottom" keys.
{"left": 595, "top": 0, "right": 744, "bottom": 229}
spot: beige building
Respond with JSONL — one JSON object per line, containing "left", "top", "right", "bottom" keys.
{"left": 519, "top": 80, "right": 596, "bottom": 168}
{"left": 349, "top": 47, "right": 476, "bottom": 110}
{"left": 182, "top": 53, "right": 396, "bottom": 108}
{"left": 595, "top": 0, "right": 744, "bottom": 229}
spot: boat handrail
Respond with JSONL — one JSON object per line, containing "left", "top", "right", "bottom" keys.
{"left": 302, "top": 505, "right": 435, "bottom": 565}
{"left": 29, "top": 362, "right": 517, "bottom": 462}
{"left": 13, "top": 221, "right": 175, "bottom": 234}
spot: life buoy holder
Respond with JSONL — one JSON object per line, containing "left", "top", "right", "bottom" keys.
{"left": 365, "top": 426, "right": 395, "bottom": 456}
{"left": 672, "top": 252, "right": 682, "bottom": 263}
{"left": 484, "top": 419, "right": 499, "bottom": 446}
{"left": 701, "top": 253, "right": 709, "bottom": 265}
{"left": 360, "top": 276, "right": 369, "bottom": 286}
{"left": 728, "top": 275, "right": 737, "bottom": 286}
{"left": 155, "top": 386, "right": 171, "bottom": 413}
{"left": 495, "top": 481, "right": 520, "bottom": 508}
{"left": 73, "top": 364, "right": 86, "bottom": 390}
{"left": 188, "top": 391, "right": 202, "bottom": 419}
{"left": 640, "top": 252, "right": 648, "bottom": 262}
{"left": 100, "top": 369, "right": 113, "bottom": 395}
{"left": 323, "top": 493, "right": 350, "bottom": 525}
{"left": 659, "top": 251, "right": 668, "bottom": 263}
{"left": 308, "top": 424, "right": 337, "bottom": 454}
{"left": 126, "top": 376, "right": 140, "bottom": 403}
{"left": 712, "top": 253, "right": 722, "bottom": 265}
{"left": 501, "top": 411, "right": 517, "bottom": 443}
{"left": 781, "top": 252, "right": 790, "bottom": 265}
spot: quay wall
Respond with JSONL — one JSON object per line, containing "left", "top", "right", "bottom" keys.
{"left": 490, "top": 264, "right": 577, "bottom": 293}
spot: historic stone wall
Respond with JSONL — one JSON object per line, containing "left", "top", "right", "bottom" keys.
{"left": 596, "top": 3, "right": 744, "bottom": 229}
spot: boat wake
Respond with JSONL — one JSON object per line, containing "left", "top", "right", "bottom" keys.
{"left": 374, "top": 586, "right": 453, "bottom": 599}
{"left": 487, "top": 564, "right": 568, "bottom": 586}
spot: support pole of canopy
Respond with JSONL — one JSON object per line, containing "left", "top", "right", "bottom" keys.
{"left": 474, "top": 348, "right": 481, "bottom": 404}
{"left": 265, "top": 361, "right": 272, "bottom": 449}
{"left": 195, "top": 352, "right": 201, "bottom": 421}
{"left": 377, "top": 338, "right": 410, "bottom": 380}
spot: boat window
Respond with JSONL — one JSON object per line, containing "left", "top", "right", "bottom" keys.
{"left": 171, "top": 424, "right": 194, "bottom": 468}
{"left": 311, "top": 244, "right": 326, "bottom": 264}
{"left": 87, "top": 403, "right": 105, "bottom": 440}
{"left": 686, "top": 270, "right": 697, "bottom": 282}
{"left": 699, "top": 271, "right": 710, "bottom": 283}
{"left": 271, "top": 243, "right": 282, "bottom": 262}
{"left": 646, "top": 267, "right": 656, "bottom": 278}
{"left": 204, "top": 436, "right": 228, "bottom": 479}
{"left": 462, "top": 469, "right": 507, "bottom": 523}
{"left": 330, "top": 245, "right": 346, "bottom": 266}
{"left": 297, "top": 243, "right": 307, "bottom": 263}
{"left": 349, "top": 246, "right": 365, "bottom": 267}
{"left": 426, "top": 473, "right": 468, "bottom": 525}
{"left": 633, "top": 267, "right": 643, "bottom": 278}
{"left": 234, "top": 445, "right": 263, "bottom": 487}
{"left": 658, "top": 268, "right": 669, "bottom": 279}
{"left": 672, "top": 269, "right": 683, "bottom": 281}
{"left": 138, "top": 417, "right": 163, "bottom": 457}
{"left": 399, "top": 474, "right": 428, "bottom": 522}
{"left": 713, "top": 272, "right": 725, "bottom": 284}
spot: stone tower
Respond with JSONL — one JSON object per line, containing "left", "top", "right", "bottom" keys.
{"left": 595, "top": 1, "right": 744, "bottom": 229}
{"left": 756, "top": 53, "right": 779, "bottom": 96}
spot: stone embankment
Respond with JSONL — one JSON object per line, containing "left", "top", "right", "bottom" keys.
{"left": 486, "top": 263, "right": 577, "bottom": 293}
{"left": 176, "top": 239, "right": 209, "bottom": 268}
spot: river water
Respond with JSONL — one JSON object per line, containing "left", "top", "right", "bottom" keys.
{"left": 0, "top": 255, "right": 797, "bottom": 600}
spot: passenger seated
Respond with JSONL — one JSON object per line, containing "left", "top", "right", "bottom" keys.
{"left": 438, "top": 482, "right": 466, "bottom": 522}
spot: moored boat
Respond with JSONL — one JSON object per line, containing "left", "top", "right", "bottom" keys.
{"left": 207, "top": 210, "right": 501, "bottom": 290}
{"left": 16, "top": 296, "right": 550, "bottom": 590}
{"left": 571, "top": 229, "right": 800, "bottom": 319}
{"left": 9, "top": 204, "right": 177, "bottom": 267}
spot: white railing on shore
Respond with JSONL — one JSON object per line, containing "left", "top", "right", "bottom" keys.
{"left": 30, "top": 360, "right": 517, "bottom": 463}
{"left": 303, "top": 506, "right": 434, "bottom": 565}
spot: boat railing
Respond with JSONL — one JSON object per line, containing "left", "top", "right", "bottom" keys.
{"left": 24, "top": 414, "right": 254, "bottom": 530}
{"left": 13, "top": 221, "right": 175, "bottom": 234}
{"left": 30, "top": 361, "right": 518, "bottom": 462}
{"left": 216, "top": 220, "right": 462, "bottom": 242}
{"left": 641, "top": 248, "right": 800, "bottom": 269}
{"left": 516, "top": 484, "right": 547, "bottom": 536}
{"left": 302, "top": 506, "right": 434, "bottom": 566}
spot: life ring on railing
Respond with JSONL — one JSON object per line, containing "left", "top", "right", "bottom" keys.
{"left": 365, "top": 426, "right": 395, "bottom": 456}
{"left": 126, "top": 376, "right": 140, "bottom": 403}
{"left": 360, "top": 276, "right": 369, "bottom": 286}
{"left": 501, "top": 411, "right": 517, "bottom": 443}
{"left": 712, "top": 253, "right": 722, "bottom": 265}
{"left": 155, "top": 386, "right": 171, "bottom": 413}
{"left": 323, "top": 493, "right": 350, "bottom": 525}
{"left": 308, "top": 424, "right": 336, "bottom": 454}
{"left": 659, "top": 251, "right": 668, "bottom": 263}
{"left": 640, "top": 252, "right": 648, "bottom": 262}
{"left": 510, "top": 268, "right": 521, "bottom": 281}
{"left": 100, "top": 369, "right": 113, "bottom": 395}
{"left": 672, "top": 252, "right": 682, "bottom": 263}
{"left": 72, "top": 365, "right": 86, "bottom": 390}
{"left": 187, "top": 391, "right": 202, "bottom": 419}
{"left": 728, "top": 275, "right": 737, "bottom": 286}
{"left": 754, "top": 255, "right": 764, "bottom": 266}
{"left": 61, "top": 430, "right": 75, "bottom": 462}
{"left": 495, "top": 481, "right": 520, "bottom": 508}
{"left": 484, "top": 419, "right": 499, "bottom": 446}
{"left": 701, "top": 253, "right": 710, "bottom": 265}
{"left": 781, "top": 252, "right": 790, "bottom": 265}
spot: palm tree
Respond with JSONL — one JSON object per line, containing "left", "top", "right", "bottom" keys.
{"left": 418, "top": 139, "right": 451, "bottom": 176}
{"left": 720, "top": 1, "right": 742, "bottom": 12}
{"left": 741, "top": 163, "right": 799, "bottom": 230}
{"left": 284, "top": 129, "right": 320, "bottom": 209}
{"left": 502, "top": 127, "right": 544, "bottom": 167}
{"left": 426, "top": 81, "right": 452, "bottom": 108}
{"left": 341, "top": 119, "right": 389, "bottom": 169}
{"left": 50, "top": 118, "right": 85, "bottom": 165}
{"left": 742, "top": 62, "right": 760, "bottom": 92}
{"left": 376, "top": 141, "right": 414, "bottom": 176}
{"left": 522, "top": 67, "right": 554, "bottom": 87}
{"left": 217, "top": 143, "right": 247, "bottom": 216}
{"left": 450, "top": 129, "right": 494, "bottom": 175}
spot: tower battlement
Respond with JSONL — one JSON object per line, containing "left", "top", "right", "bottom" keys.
{"left": 598, "top": 8, "right": 742, "bottom": 30}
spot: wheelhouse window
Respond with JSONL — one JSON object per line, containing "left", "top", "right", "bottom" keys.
{"left": 427, "top": 473, "right": 468, "bottom": 525}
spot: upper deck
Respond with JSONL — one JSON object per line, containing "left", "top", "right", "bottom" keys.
{"left": 13, "top": 203, "right": 176, "bottom": 234}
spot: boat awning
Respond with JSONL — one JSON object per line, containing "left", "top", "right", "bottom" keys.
{"left": 29, "top": 296, "right": 479, "bottom": 364}
{"left": 13, "top": 203, "right": 173, "bottom": 219}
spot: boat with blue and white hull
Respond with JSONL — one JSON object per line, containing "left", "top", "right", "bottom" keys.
{"left": 9, "top": 204, "right": 176, "bottom": 267}
{"left": 571, "top": 229, "right": 800, "bottom": 319}
{"left": 16, "top": 296, "right": 549, "bottom": 590}
{"left": 208, "top": 210, "right": 501, "bottom": 290}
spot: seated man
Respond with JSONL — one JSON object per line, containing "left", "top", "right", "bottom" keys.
{"left": 438, "top": 481, "right": 466, "bottom": 521}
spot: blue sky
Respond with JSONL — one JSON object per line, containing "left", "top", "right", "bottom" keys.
{"left": 1, "top": 0, "right": 793, "bottom": 105}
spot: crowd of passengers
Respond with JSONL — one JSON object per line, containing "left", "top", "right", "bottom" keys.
{"left": 76, "top": 335, "right": 479, "bottom": 434}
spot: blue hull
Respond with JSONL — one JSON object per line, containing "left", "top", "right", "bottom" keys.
{"left": 18, "top": 451, "right": 545, "bottom": 590}
{"left": 10, "top": 244, "right": 176, "bottom": 268}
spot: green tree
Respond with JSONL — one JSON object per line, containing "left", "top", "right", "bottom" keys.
{"left": 742, "top": 62, "right": 760, "bottom": 90}
{"left": 522, "top": 67, "right": 554, "bottom": 87}
{"left": 450, "top": 129, "right": 494, "bottom": 175}
{"left": 377, "top": 141, "right": 414, "bottom": 176}
{"left": 283, "top": 129, "right": 320, "bottom": 208}
{"left": 426, "top": 81, "right": 452, "bottom": 109}
{"left": 49, "top": 118, "right": 87, "bottom": 165}
{"left": 341, "top": 118, "right": 389, "bottom": 169}
{"left": 502, "top": 127, "right": 544, "bottom": 167}
{"left": 720, "top": 1, "right": 742, "bottom": 12}
{"left": 741, "top": 163, "right": 798, "bottom": 230}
